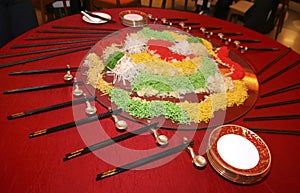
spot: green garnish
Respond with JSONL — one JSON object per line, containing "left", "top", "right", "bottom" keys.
{"left": 105, "top": 51, "right": 124, "bottom": 70}
{"left": 109, "top": 87, "right": 190, "bottom": 124}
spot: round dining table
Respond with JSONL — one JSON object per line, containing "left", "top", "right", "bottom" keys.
{"left": 0, "top": 7, "right": 299, "bottom": 193}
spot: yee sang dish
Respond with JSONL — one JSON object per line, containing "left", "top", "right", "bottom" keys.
{"left": 84, "top": 27, "right": 249, "bottom": 124}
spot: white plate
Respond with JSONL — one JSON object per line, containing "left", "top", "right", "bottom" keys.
{"left": 207, "top": 124, "right": 271, "bottom": 184}
{"left": 82, "top": 12, "right": 111, "bottom": 24}
{"left": 123, "top": 13, "right": 143, "bottom": 21}
{"left": 217, "top": 133, "right": 260, "bottom": 170}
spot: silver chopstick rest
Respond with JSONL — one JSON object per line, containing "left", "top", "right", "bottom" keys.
{"left": 72, "top": 78, "right": 83, "bottom": 97}
{"left": 83, "top": 93, "right": 97, "bottom": 115}
{"left": 63, "top": 64, "right": 73, "bottom": 81}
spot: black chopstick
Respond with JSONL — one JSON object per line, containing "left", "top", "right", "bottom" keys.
{"left": 29, "top": 109, "right": 121, "bottom": 138}
{"left": 257, "top": 47, "right": 292, "bottom": 75}
{"left": 260, "top": 59, "right": 300, "bottom": 84}
{"left": 186, "top": 26, "right": 222, "bottom": 30}
{"left": 233, "top": 39, "right": 261, "bottom": 43}
{"left": 245, "top": 47, "right": 280, "bottom": 51}
{"left": 25, "top": 35, "right": 103, "bottom": 40}
{"left": 149, "top": 17, "right": 187, "bottom": 21}
{"left": 11, "top": 38, "right": 100, "bottom": 49}
{"left": 96, "top": 140, "right": 193, "bottom": 181}
{"left": 3, "top": 81, "right": 83, "bottom": 94}
{"left": 244, "top": 114, "right": 300, "bottom": 121}
{"left": 0, "top": 43, "right": 94, "bottom": 59}
{"left": 64, "top": 122, "right": 159, "bottom": 161}
{"left": 7, "top": 96, "right": 95, "bottom": 120}
{"left": 161, "top": 17, "right": 188, "bottom": 21}
{"left": 250, "top": 128, "right": 300, "bottom": 135}
{"left": 203, "top": 26, "right": 223, "bottom": 30}
{"left": 52, "top": 25, "right": 118, "bottom": 31}
{"left": 9, "top": 67, "right": 78, "bottom": 75}
{"left": 0, "top": 46, "right": 91, "bottom": 68}
{"left": 166, "top": 22, "right": 200, "bottom": 25}
{"left": 37, "top": 29, "right": 112, "bottom": 35}
{"left": 260, "top": 82, "right": 300, "bottom": 98}
{"left": 255, "top": 98, "right": 300, "bottom": 109}
{"left": 215, "top": 32, "right": 243, "bottom": 36}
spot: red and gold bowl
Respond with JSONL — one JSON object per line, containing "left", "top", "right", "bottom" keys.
{"left": 119, "top": 10, "right": 148, "bottom": 27}
{"left": 207, "top": 124, "right": 271, "bottom": 184}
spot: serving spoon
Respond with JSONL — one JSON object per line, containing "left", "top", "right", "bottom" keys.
{"left": 184, "top": 137, "right": 207, "bottom": 167}
{"left": 112, "top": 114, "right": 128, "bottom": 130}
{"left": 151, "top": 128, "right": 168, "bottom": 146}
{"left": 83, "top": 93, "right": 97, "bottom": 115}
{"left": 109, "top": 108, "right": 128, "bottom": 130}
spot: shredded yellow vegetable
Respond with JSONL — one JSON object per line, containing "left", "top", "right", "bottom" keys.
{"left": 226, "top": 80, "right": 249, "bottom": 107}
{"left": 201, "top": 38, "right": 216, "bottom": 57}
{"left": 167, "top": 31, "right": 189, "bottom": 41}
{"left": 178, "top": 80, "right": 248, "bottom": 123}
{"left": 95, "top": 75, "right": 113, "bottom": 95}
{"left": 129, "top": 52, "right": 201, "bottom": 76}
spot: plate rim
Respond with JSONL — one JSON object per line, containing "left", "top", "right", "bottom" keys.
{"left": 207, "top": 124, "right": 272, "bottom": 176}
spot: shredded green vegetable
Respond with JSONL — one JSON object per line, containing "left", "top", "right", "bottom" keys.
{"left": 109, "top": 87, "right": 190, "bottom": 124}
{"left": 105, "top": 51, "right": 124, "bottom": 70}
{"left": 109, "top": 88, "right": 131, "bottom": 111}
{"left": 187, "top": 37, "right": 202, "bottom": 43}
{"left": 188, "top": 71, "right": 206, "bottom": 88}
{"left": 131, "top": 72, "right": 207, "bottom": 95}
{"left": 138, "top": 27, "right": 175, "bottom": 42}
{"left": 200, "top": 57, "right": 217, "bottom": 79}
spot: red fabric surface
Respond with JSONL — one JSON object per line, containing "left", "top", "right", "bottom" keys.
{"left": 0, "top": 7, "right": 299, "bottom": 193}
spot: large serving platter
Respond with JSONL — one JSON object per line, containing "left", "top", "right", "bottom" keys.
{"left": 79, "top": 25, "right": 259, "bottom": 130}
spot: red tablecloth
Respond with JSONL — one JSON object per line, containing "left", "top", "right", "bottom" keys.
{"left": 0, "top": 7, "right": 299, "bottom": 193}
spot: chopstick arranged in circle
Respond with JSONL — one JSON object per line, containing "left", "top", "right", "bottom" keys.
{"left": 24, "top": 35, "right": 104, "bottom": 40}
{"left": 149, "top": 17, "right": 188, "bottom": 21}
{"left": 233, "top": 39, "right": 261, "bottom": 43}
{"left": 96, "top": 140, "right": 194, "bottom": 181}
{"left": 255, "top": 98, "right": 300, "bottom": 109}
{"left": 260, "top": 82, "right": 300, "bottom": 98}
{"left": 63, "top": 122, "right": 159, "bottom": 161}
{"left": 3, "top": 81, "right": 83, "bottom": 94}
{"left": 10, "top": 38, "right": 100, "bottom": 49}
{"left": 260, "top": 59, "right": 300, "bottom": 84}
{"left": 0, "top": 46, "right": 91, "bottom": 68}
{"left": 37, "top": 29, "right": 113, "bottom": 35}
{"left": 52, "top": 25, "right": 118, "bottom": 31}
{"left": 244, "top": 114, "right": 300, "bottom": 121}
{"left": 0, "top": 43, "right": 94, "bottom": 59}
{"left": 9, "top": 66, "right": 78, "bottom": 75}
{"left": 28, "top": 109, "right": 121, "bottom": 138}
{"left": 257, "top": 47, "right": 292, "bottom": 75}
{"left": 214, "top": 32, "right": 243, "bottom": 36}
{"left": 7, "top": 96, "right": 95, "bottom": 120}
{"left": 182, "top": 26, "right": 222, "bottom": 30}
{"left": 241, "top": 47, "right": 280, "bottom": 51}
{"left": 250, "top": 128, "right": 300, "bottom": 135}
